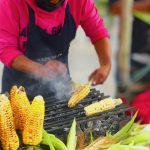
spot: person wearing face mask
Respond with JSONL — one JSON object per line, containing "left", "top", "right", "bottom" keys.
{"left": 0, "top": 0, "right": 111, "bottom": 97}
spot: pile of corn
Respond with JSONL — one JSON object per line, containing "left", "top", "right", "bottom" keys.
{"left": 0, "top": 86, "right": 45, "bottom": 150}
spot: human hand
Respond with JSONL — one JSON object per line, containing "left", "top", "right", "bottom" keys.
{"left": 89, "top": 65, "right": 111, "bottom": 85}
{"left": 44, "top": 60, "right": 68, "bottom": 77}
{"left": 31, "top": 60, "right": 68, "bottom": 80}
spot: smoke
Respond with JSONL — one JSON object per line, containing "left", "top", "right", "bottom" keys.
{"left": 42, "top": 73, "right": 73, "bottom": 100}
{"left": 26, "top": 62, "right": 73, "bottom": 101}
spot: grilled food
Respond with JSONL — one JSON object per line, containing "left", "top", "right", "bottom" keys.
{"left": 68, "top": 84, "right": 90, "bottom": 108}
{"left": 0, "top": 94, "right": 19, "bottom": 150}
{"left": 23, "top": 95, "right": 45, "bottom": 145}
{"left": 10, "top": 86, "right": 30, "bottom": 131}
{"left": 84, "top": 98, "right": 123, "bottom": 116}
{"left": 9, "top": 85, "right": 19, "bottom": 129}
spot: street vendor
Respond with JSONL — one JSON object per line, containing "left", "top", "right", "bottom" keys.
{"left": 0, "top": 0, "right": 111, "bottom": 97}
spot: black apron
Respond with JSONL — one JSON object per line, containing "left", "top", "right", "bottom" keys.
{"left": 2, "top": 4, "right": 76, "bottom": 98}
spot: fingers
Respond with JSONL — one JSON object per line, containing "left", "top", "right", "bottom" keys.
{"left": 89, "top": 70, "right": 97, "bottom": 84}
{"left": 89, "top": 73, "right": 105, "bottom": 85}
{"left": 89, "top": 67, "right": 109, "bottom": 85}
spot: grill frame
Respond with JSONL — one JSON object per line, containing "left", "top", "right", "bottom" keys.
{"left": 43, "top": 88, "right": 135, "bottom": 135}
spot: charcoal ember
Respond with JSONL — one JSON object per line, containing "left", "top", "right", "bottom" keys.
{"left": 118, "top": 112, "right": 126, "bottom": 120}
{"left": 87, "top": 121, "right": 94, "bottom": 128}
{"left": 89, "top": 114, "right": 124, "bottom": 137}
{"left": 108, "top": 115, "right": 120, "bottom": 122}
{"left": 91, "top": 120, "right": 108, "bottom": 137}
{"left": 94, "top": 120, "right": 103, "bottom": 128}
{"left": 80, "top": 122, "right": 88, "bottom": 131}
{"left": 93, "top": 126, "right": 107, "bottom": 137}
{"left": 97, "top": 127, "right": 107, "bottom": 136}
{"left": 109, "top": 121, "right": 120, "bottom": 134}
{"left": 77, "top": 112, "right": 84, "bottom": 116}
{"left": 64, "top": 127, "right": 70, "bottom": 132}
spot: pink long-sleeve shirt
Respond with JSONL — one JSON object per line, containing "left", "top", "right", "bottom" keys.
{"left": 0, "top": 0, "right": 109, "bottom": 67}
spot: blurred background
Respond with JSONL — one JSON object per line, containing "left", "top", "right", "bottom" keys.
{"left": 0, "top": 0, "right": 149, "bottom": 103}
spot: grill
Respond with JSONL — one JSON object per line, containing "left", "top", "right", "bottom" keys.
{"left": 43, "top": 88, "right": 134, "bottom": 136}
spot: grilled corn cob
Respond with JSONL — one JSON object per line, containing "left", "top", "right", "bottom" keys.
{"left": 0, "top": 94, "right": 19, "bottom": 150}
{"left": 84, "top": 98, "right": 123, "bottom": 116}
{"left": 10, "top": 86, "right": 30, "bottom": 131}
{"left": 68, "top": 84, "right": 90, "bottom": 108}
{"left": 9, "top": 85, "right": 19, "bottom": 129}
{"left": 23, "top": 95, "right": 45, "bottom": 145}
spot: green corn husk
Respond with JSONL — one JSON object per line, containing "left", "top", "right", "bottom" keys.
{"left": 90, "top": 130, "right": 94, "bottom": 143}
{"left": 107, "top": 112, "right": 138, "bottom": 141}
{"left": 41, "top": 130, "right": 68, "bottom": 150}
{"left": 140, "top": 124, "right": 150, "bottom": 133}
{"left": 67, "top": 118, "right": 77, "bottom": 150}
{"left": 107, "top": 144, "right": 150, "bottom": 150}
{"left": 129, "top": 123, "right": 146, "bottom": 136}
{"left": 49, "top": 134, "right": 67, "bottom": 150}
{"left": 137, "top": 140, "right": 150, "bottom": 147}
{"left": 41, "top": 130, "right": 55, "bottom": 150}
{"left": 121, "top": 132, "right": 150, "bottom": 145}
{"left": 34, "top": 145, "right": 44, "bottom": 150}
{"left": 83, "top": 137, "right": 117, "bottom": 150}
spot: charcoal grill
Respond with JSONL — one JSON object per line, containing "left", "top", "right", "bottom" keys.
{"left": 43, "top": 88, "right": 134, "bottom": 136}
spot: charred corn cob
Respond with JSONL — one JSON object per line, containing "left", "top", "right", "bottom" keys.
{"left": 0, "top": 94, "right": 19, "bottom": 150}
{"left": 84, "top": 98, "right": 123, "bottom": 116}
{"left": 23, "top": 95, "right": 45, "bottom": 145}
{"left": 68, "top": 84, "right": 90, "bottom": 108}
{"left": 10, "top": 86, "right": 30, "bottom": 131}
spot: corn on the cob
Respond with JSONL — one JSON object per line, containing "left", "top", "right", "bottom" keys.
{"left": 84, "top": 98, "right": 122, "bottom": 116}
{"left": 68, "top": 84, "right": 90, "bottom": 108}
{"left": 0, "top": 94, "right": 19, "bottom": 150}
{"left": 10, "top": 86, "right": 30, "bottom": 131}
{"left": 23, "top": 95, "right": 45, "bottom": 145}
{"left": 9, "top": 85, "right": 19, "bottom": 129}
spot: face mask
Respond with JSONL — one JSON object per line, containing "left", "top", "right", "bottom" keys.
{"left": 36, "top": 0, "right": 64, "bottom": 11}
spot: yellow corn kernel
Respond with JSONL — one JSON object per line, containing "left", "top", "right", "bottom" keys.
{"left": 84, "top": 98, "right": 122, "bottom": 116}
{"left": 23, "top": 95, "right": 45, "bottom": 145}
{"left": 0, "top": 94, "right": 19, "bottom": 150}
{"left": 11, "top": 86, "right": 30, "bottom": 131}
{"left": 68, "top": 84, "right": 90, "bottom": 108}
{"left": 9, "top": 85, "right": 19, "bottom": 129}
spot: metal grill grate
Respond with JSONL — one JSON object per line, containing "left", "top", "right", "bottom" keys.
{"left": 43, "top": 88, "right": 134, "bottom": 135}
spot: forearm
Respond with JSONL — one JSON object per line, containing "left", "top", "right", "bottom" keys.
{"left": 11, "top": 55, "right": 43, "bottom": 76}
{"left": 94, "top": 38, "right": 111, "bottom": 68}
{"left": 89, "top": 38, "right": 111, "bottom": 84}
